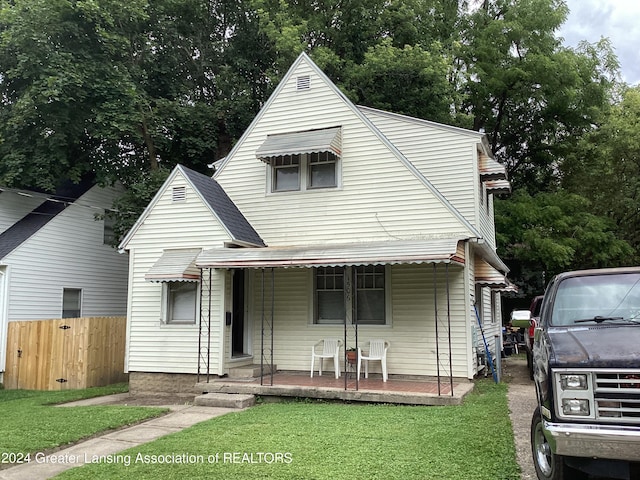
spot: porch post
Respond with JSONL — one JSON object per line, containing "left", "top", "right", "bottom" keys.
{"left": 433, "top": 264, "right": 441, "bottom": 395}
{"left": 260, "top": 267, "right": 275, "bottom": 386}
{"left": 446, "top": 263, "right": 454, "bottom": 396}
{"left": 197, "top": 267, "right": 213, "bottom": 383}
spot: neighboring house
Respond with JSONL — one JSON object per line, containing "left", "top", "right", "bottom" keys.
{"left": 0, "top": 179, "right": 129, "bottom": 383}
{"left": 118, "top": 53, "right": 512, "bottom": 395}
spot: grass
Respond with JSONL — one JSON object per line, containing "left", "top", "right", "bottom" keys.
{"left": 0, "top": 383, "right": 167, "bottom": 456}
{"left": 57, "top": 380, "right": 520, "bottom": 480}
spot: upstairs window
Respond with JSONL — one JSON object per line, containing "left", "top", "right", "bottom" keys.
{"left": 273, "top": 155, "right": 301, "bottom": 192}
{"left": 271, "top": 152, "right": 339, "bottom": 193}
{"left": 256, "top": 127, "right": 342, "bottom": 193}
{"left": 309, "top": 152, "right": 337, "bottom": 188}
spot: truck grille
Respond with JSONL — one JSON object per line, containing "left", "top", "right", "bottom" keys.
{"left": 595, "top": 371, "right": 640, "bottom": 424}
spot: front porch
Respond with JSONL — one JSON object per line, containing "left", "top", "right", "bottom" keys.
{"left": 196, "top": 370, "right": 475, "bottom": 406}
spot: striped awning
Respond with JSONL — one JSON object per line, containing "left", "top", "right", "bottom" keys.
{"left": 485, "top": 179, "right": 511, "bottom": 195}
{"left": 145, "top": 249, "right": 201, "bottom": 282}
{"left": 197, "top": 239, "right": 466, "bottom": 269}
{"left": 475, "top": 259, "right": 507, "bottom": 288}
{"left": 479, "top": 153, "right": 507, "bottom": 180}
{"left": 256, "top": 127, "right": 341, "bottom": 161}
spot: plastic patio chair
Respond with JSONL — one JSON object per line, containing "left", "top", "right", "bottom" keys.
{"left": 357, "top": 339, "right": 390, "bottom": 382}
{"left": 310, "top": 338, "right": 343, "bottom": 379}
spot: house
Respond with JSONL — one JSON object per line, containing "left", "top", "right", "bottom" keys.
{"left": 118, "top": 53, "right": 512, "bottom": 400}
{"left": 0, "top": 179, "right": 129, "bottom": 384}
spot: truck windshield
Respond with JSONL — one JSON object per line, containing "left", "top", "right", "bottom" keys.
{"left": 551, "top": 273, "right": 640, "bottom": 326}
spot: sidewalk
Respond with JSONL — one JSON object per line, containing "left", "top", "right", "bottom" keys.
{"left": 0, "top": 395, "right": 238, "bottom": 480}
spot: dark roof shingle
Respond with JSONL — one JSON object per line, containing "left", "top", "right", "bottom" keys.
{"left": 180, "top": 166, "right": 265, "bottom": 247}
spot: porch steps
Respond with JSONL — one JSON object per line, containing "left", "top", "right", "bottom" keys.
{"left": 228, "top": 364, "right": 276, "bottom": 379}
{"left": 194, "top": 393, "right": 256, "bottom": 409}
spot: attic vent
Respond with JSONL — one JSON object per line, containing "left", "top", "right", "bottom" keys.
{"left": 296, "top": 75, "right": 310, "bottom": 91}
{"left": 172, "top": 186, "right": 186, "bottom": 202}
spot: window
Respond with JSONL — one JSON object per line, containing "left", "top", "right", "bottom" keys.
{"left": 272, "top": 155, "right": 301, "bottom": 191}
{"left": 315, "top": 267, "right": 345, "bottom": 324}
{"left": 355, "top": 265, "right": 386, "bottom": 325}
{"left": 62, "top": 288, "right": 82, "bottom": 318}
{"left": 308, "top": 152, "right": 337, "bottom": 188}
{"left": 163, "top": 281, "right": 198, "bottom": 324}
{"left": 314, "top": 266, "right": 387, "bottom": 325}
{"left": 475, "top": 284, "right": 484, "bottom": 324}
{"left": 103, "top": 213, "right": 115, "bottom": 245}
{"left": 271, "top": 152, "right": 338, "bottom": 193}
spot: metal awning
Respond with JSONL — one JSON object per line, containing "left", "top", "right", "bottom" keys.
{"left": 197, "top": 239, "right": 466, "bottom": 269}
{"left": 145, "top": 249, "right": 201, "bottom": 282}
{"left": 255, "top": 127, "right": 341, "bottom": 161}
{"left": 485, "top": 179, "right": 511, "bottom": 195}
{"left": 479, "top": 153, "right": 507, "bottom": 180}
{"left": 475, "top": 259, "right": 508, "bottom": 288}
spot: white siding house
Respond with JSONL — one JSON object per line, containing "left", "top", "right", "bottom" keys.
{"left": 119, "top": 53, "right": 512, "bottom": 396}
{"left": 0, "top": 181, "right": 129, "bottom": 383}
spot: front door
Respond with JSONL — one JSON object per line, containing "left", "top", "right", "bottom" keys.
{"left": 231, "top": 270, "right": 249, "bottom": 357}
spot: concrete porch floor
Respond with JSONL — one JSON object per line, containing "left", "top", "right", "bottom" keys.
{"left": 196, "top": 371, "right": 475, "bottom": 406}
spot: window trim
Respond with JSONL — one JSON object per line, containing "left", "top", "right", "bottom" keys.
{"left": 268, "top": 152, "right": 340, "bottom": 194}
{"left": 312, "top": 265, "right": 391, "bottom": 326}
{"left": 161, "top": 281, "right": 200, "bottom": 325}
{"left": 62, "top": 288, "right": 82, "bottom": 318}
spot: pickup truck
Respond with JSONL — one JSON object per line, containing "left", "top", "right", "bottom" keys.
{"left": 531, "top": 267, "right": 640, "bottom": 480}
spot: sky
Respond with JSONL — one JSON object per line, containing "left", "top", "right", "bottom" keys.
{"left": 558, "top": 0, "right": 640, "bottom": 85}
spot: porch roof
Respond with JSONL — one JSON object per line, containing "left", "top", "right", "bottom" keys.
{"left": 196, "top": 238, "right": 466, "bottom": 269}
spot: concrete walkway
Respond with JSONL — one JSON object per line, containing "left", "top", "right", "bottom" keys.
{"left": 0, "top": 395, "right": 238, "bottom": 480}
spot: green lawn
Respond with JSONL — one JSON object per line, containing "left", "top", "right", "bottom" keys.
{"left": 57, "top": 380, "right": 520, "bottom": 480}
{"left": 0, "top": 384, "right": 166, "bottom": 456}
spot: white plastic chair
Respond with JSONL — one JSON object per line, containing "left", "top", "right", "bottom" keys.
{"left": 310, "top": 338, "right": 343, "bottom": 379}
{"left": 357, "top": 339, "right": 390, "bottom": 382}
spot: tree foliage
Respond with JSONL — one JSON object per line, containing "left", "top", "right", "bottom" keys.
{"left": 496, "top": 191, "right": 634, "bottom": 296}
{"left": 0, "top": 0, "right": 636, "bottom": 291}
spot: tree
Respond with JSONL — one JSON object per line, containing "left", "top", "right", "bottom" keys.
{"left": 495, "top": 190, "right": 633, "bottom": 297}
{"left": 562, "top": 86, "right": 640, "bottom": 256}
{"left": 0, "top": 0, "right": 270, "bottom": 191}
{"left": 458, "top": 0, "right": 619, "bottom": 192}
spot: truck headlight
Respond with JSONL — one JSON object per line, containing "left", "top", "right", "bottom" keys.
{"left": 562, "top": 398, "right": 590, "bottom": 416}
{"left": 559, "top": 374, "right": 588, "bottom": 390}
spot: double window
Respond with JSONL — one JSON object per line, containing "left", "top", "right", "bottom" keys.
{"left": 314, "top": 265, "right": 387, "bottom": 325}
{"left": 272, "top": 152, "right": 338, "bottom": 192}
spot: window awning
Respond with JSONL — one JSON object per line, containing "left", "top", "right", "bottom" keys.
{"left": 196, "top": 239, "right": 466, "bottom": 269}
{"left": 479, "top": 153, "right": 507, "bottom": 180}
{"left": 485, "top": 179, "right": 511, "bottom": 195}
{"left": 255, "top": 127, "right": 341, "bottom": 162}
{"left": 145, "top": 249, "right": 201, "bottom": 282}
{"left": 475, "top": 259, "right": 508, "bottom": 288}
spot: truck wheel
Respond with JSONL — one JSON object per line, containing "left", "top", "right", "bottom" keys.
{"left": 531, "top": 407, "right": 566, "bottom": 480}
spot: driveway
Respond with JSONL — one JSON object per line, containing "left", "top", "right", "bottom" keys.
{"left": 503, "top": 355, "right": 537, "bottom": 480}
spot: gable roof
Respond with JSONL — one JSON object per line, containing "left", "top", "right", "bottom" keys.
{"left": 179, "top": 166, "right": 265, "bottom": 247}
{"left": 214, "top": 52, "right": 483, "bottom": 240}
{"left": 0, "top": 177, "right": 94, "bottom": 260}
{"left": 118, "top": 165, "right": 265, "bottom": 250}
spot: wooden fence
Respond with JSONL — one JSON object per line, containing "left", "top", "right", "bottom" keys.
{"left": 3, "top": 316, "right": 127, "bottom": 390}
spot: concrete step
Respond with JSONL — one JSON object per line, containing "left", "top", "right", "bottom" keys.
{"left": 194, "top": 393, "right": 256, "bottom": 409}
{"left": 228, "top": 364, "right": 276, "bottom": 378}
